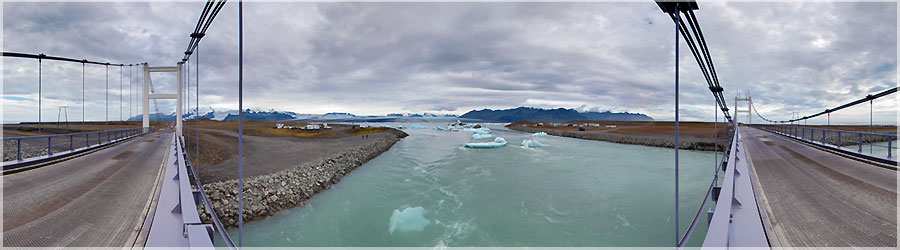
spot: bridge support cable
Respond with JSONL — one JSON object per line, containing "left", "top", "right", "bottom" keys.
{"left": 673, "top": 3, "right": 681, "bottom": 246}
{"left": 106, "top": 64, "right": 109, "bottom": 125}
{"left": 195, "top": 43, "right": 201, "bottom": 174}
{"left": 185, "top": 58, "right": 191, "bottom": 163}
{"left": 129, "top": 65, "right": 132, "bottom": 121}
{"left": 182, "top": 0, "right": 227, "bottom": 63}
{"left": 238, "top": 0, "right": 245, "bottom": 246}
{"left": 120, "top": 66, "right": 123, "bottom": 121}
{"left": 749, "top": 86, "right": 897, "bottom": 124}
{"left": 82, "top": 62, "right": 86, "bottom": 131}
{"left": 2, "top": 52, "right": 136, "bottom": 66}
{"left": 657, "top": 1, "right": 732, "bottom": 123}
{"left": 38, "top": 56, "right": 42, "bottom": 135}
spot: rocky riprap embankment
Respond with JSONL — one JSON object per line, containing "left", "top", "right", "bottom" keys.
{"left": 3, "top": 140, "right": 48, "bottom": 161}
{"left": 509, "top": 126, "right": 729, "bottom": 151}
{"left": 199, "top": 129, "right": 407, "bottom": 228}
{"left": 777, "top": 129, "right": 896, "bottom": 147}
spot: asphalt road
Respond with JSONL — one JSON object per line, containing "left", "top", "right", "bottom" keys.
{"left": 3, "top": 130, "right": 170, "bottom": 247}
{"left": 742, "top": 127, "right": 897, "bottom": 247}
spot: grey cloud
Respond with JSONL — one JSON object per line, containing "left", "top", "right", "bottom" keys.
{"left": 2, "top": 2, "right": 896, "bottom": 124}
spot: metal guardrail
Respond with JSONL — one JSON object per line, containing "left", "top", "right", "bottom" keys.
{"left": 702, "top": 125, "right": 769, "bottom": 247}
{"left": 677, "top": 123, "right": 733, "bottom": 247}
{"left": 3, "top": 127, "right": 144, "bottom": 170}
{"left": 753, "top": 124, "right": 897, "bottom": 165}
{"left": 146, "top": 133, "right": 218, "bottom": 248}
{"left": 180, "top": 136, "right": 238, "bottom": 249}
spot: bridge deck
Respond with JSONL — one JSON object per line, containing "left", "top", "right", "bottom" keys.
{"left": 3, "top": 131, "right": 170, "bottom": 247}
{"left": 742, "top": 127, "right": 897, "bottom": 247}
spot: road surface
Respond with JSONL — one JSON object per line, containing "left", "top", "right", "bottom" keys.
{"left": 742, "top": 127, "right": 896, "bottom": 247}
{"left": 3, "top": 131, "right": 170, "bottom": 247}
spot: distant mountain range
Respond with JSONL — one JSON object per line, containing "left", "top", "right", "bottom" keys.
{"left": 126, "top": 107, "right": 458, "bottom": 122}
{"left": 125, "top": 106, "right": 650, "bottom": 123}
{"left": 458, "top": 107, "right": 653, "bottom": 122}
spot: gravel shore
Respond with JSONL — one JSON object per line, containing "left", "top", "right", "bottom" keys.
{"left": 199, "top": 129, "right": 407, "bottom": 228}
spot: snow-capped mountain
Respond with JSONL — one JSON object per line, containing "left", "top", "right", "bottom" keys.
{"left": 126, "top": 107, "right": 458, "bottom": 122}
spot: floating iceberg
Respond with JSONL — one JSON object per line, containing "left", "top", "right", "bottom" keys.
{"left": 389, "top": 206, "right": 431, "bottom": 234}
{"left": 472, "top": 133, "right": 493, "bottom": 139}
{"left": 434, "top": 126, "right": 448, "bottom": 131}
{"left": 410, "top": 124, "right": 429, "bottom": 129}
{"left": 521, "top": 139, "right": 542, "bottom": 147}
{"left": 532, "top": 132, "right": 548, "bottom": 137}
{"left": 465, "top": 137, "right": 507, "bottom": 148}
{"left": 472, "top": 128, "right": 491, "bottom": 134}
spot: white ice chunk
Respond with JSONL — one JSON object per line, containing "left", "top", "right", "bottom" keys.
{"left": 389, "top": 206, "right": 431, "bottom": 234}
{"left": 410, "top": 124, "right": 429, "bottom": 129}
{"left": 465, "top": 137, "right": 507, "bottom": 148}
{"left": 521, "top": 139, "right": 542, "bottom": 147}
{"left": 472, "top": 133, "right": 493, "bottom": 139}
{"left": 532, "top": 132, "right": 548, "bottom": 137}
{"left": 472, "top": 128, "right": 491, "bottom": 134}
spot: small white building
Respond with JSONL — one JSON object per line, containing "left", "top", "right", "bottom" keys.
{"left": 323, "top": 123, "right": 332, "bottom": 129}
{"left": 303, "top": 124, "right": 321, "bottom": 130}
{"left": 275, "top": 123, "right": 285, "bottom": 129}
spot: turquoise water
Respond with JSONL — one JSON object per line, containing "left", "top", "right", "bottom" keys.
{"left": 860, "top": 141, "right": 898, "bottom": 160}
{"left": 226, "top": 123, "right": 721, "bottom": 247}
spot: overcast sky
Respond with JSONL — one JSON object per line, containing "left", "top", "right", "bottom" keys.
{"left": 2, "top": 1, "right": 897, "bottom": 124}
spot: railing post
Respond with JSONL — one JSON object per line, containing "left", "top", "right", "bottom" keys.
{"left": 858, "top": 133, "right": 863, "bottom": 153}
{"left": 17, "top": 138, "right": 22, "bottom": 161}
{"left": 837, "top": 131, "right": 841, "bottom": 148}
{"left": 70, "top": 134, "right": 74, "bottom": 151}
{"left": 888, "top": 137, "right": 892, "bottom": 159}
{"left": 47, "top": 136, "right": 53, "bottom": 156}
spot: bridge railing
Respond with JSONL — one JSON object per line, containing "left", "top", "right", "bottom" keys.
{"left": 677, "top": 122, "right": 733, "bottom": 247}
{"left": 752, "top": 124, "right": 897, "bottom": 162}
{"left": 3, "top": 127, "right": 143, "bottom": 170}
{"left": 702, "top": 124, "right": 770, "bottom": 247}
{"left": 179, "top": 135, "right": 238, "bottom": 248}
{"left": 146, "top": 132, "right": 233, "bottom": 248}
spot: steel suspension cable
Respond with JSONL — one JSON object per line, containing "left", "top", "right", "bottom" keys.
{"left": 667, "top": 10, "right": 731, "bottom": 121}
{"left": 106, "top": 64, "right": 109, "bottom": 125}
{"left": 685, "top": 10, "right": 729, "bottom": 114}
{"left": 752, "top": 87, "right": 897, "bottom": 124}
{"left": 238, "top": 0, "right": 245, "bottom": 246}
{"left": 82, "top": 62, "right": 85, "bottom": 131}
{"left": 658, "top": 4, "right": 732, "bottom": 122}
{"left": 184, "top": 0, "right": 214, "bottom": 61}
{"left": 186, "top": 58, "right": 191, "bottom": 160}
{"left": 196, "top": 43, "right": 201, "bottom": 171}
{"left": 3, "top": 52, "right": 137, "bottom": 66}
{"left": 39, "top": 56, "right": 42, "bottom": 135}
{"left": 120, "top": 66, "right": 123, "bottom": 121}
{"left": 673, "top": 4, "right": 680, "bottom": 245}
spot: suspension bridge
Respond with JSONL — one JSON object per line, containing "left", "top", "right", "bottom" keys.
{"left": 2, "top": 1, "right": 896, "bottom": 248}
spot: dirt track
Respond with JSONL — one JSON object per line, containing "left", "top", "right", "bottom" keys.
{"left": 193, "top": 127, "right": 400, "bottom": 183}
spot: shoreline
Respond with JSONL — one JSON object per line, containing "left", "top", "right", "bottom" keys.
{"left": 507, "top": 125, "right": 728, "bottom": 151}
{"left": 199, "top": 129, "right": 408, "bottom": 228}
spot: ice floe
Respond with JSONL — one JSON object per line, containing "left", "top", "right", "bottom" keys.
{"left": 389, "top": 206, "right": 431, "bottom": 234}
{"left": 521, "top": 139, "right": 542, "bottom": 147}
{"left": 471, "top": 134, "right": 493, "bottom": 140}
{"left": 465, "top": 137, "right": 507, "bottom": 148}
{"left": 532, "top": 132, "right": 548, "bottom": 137}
